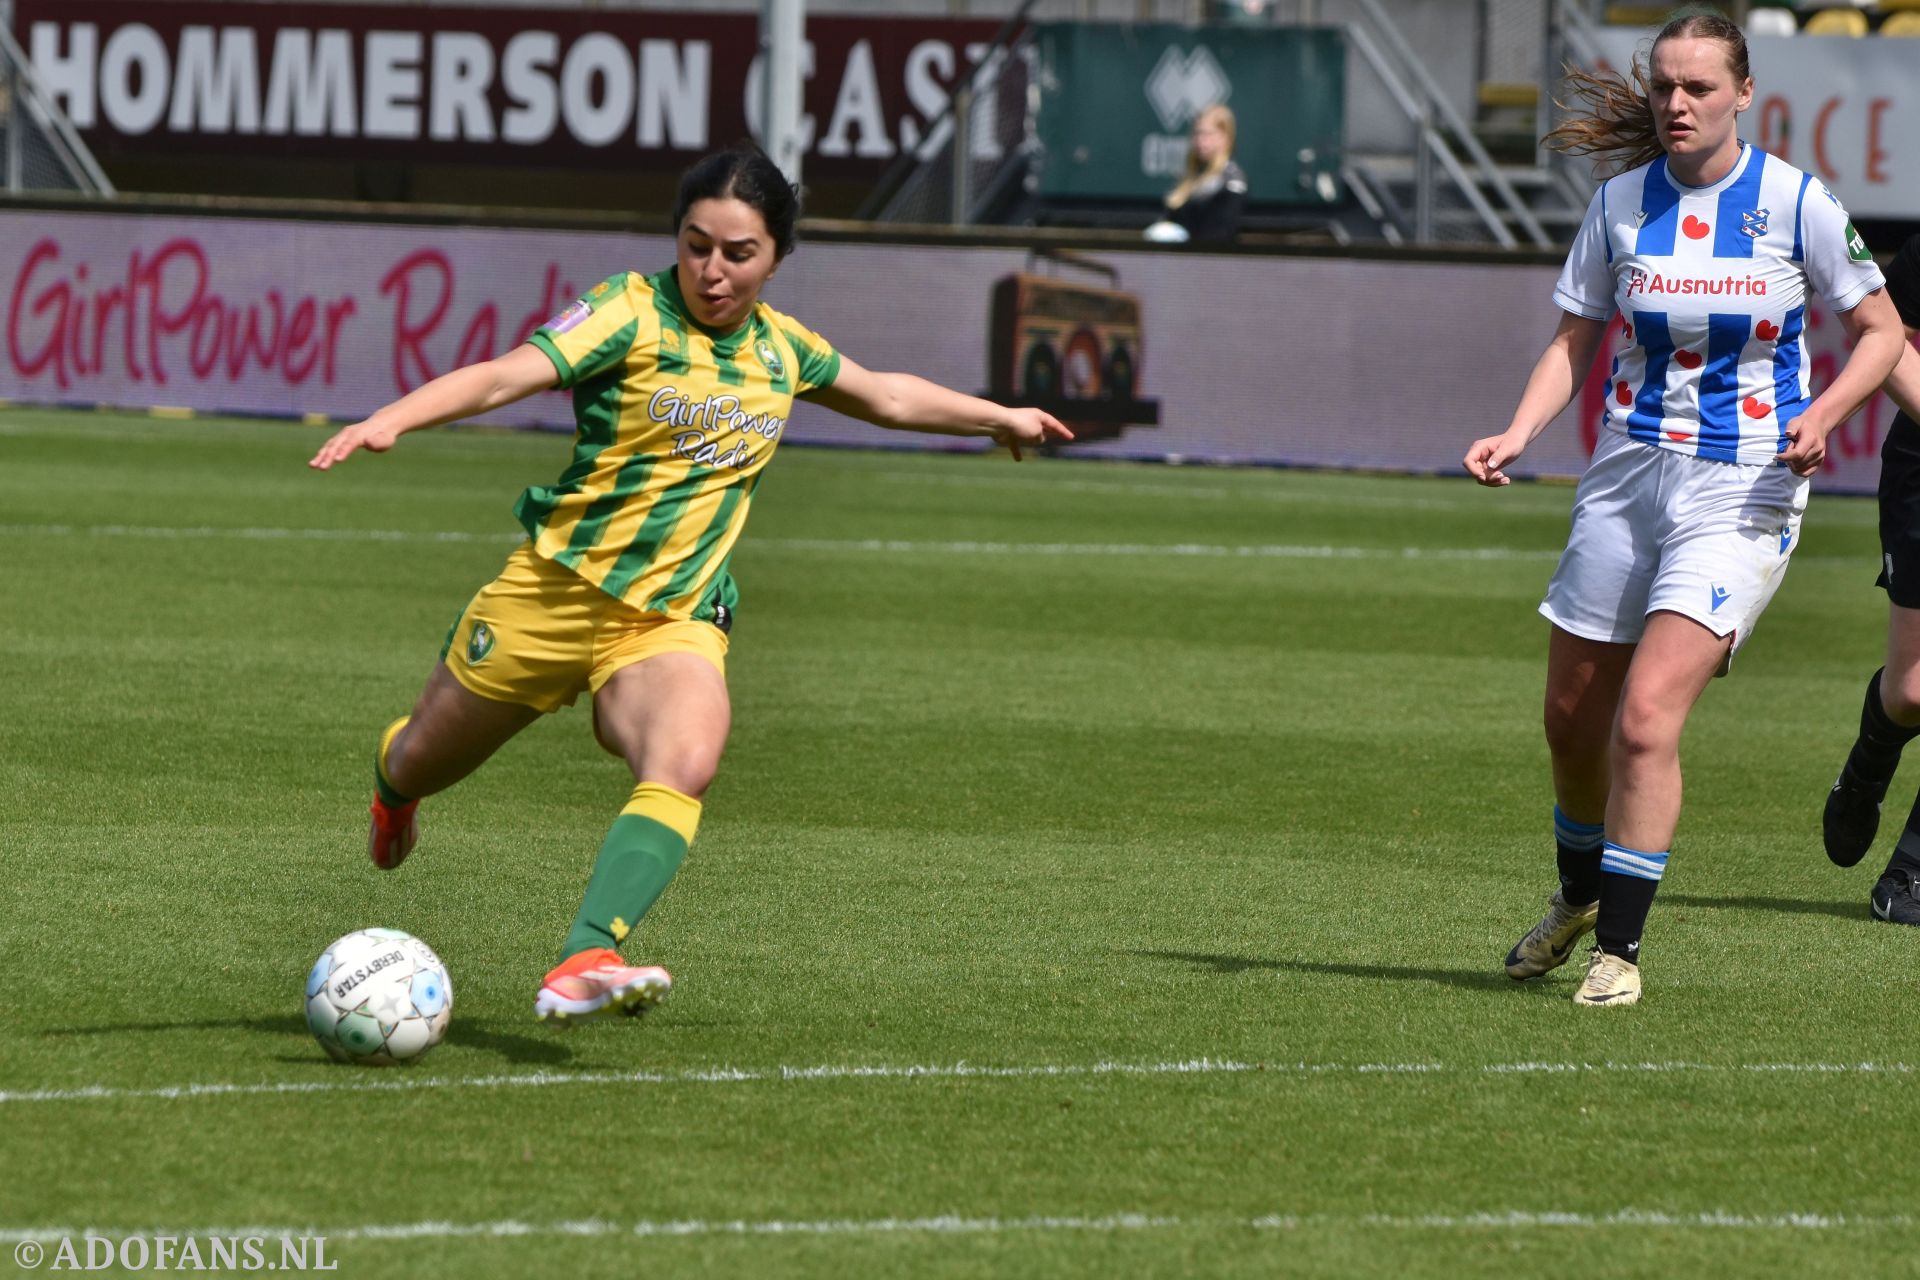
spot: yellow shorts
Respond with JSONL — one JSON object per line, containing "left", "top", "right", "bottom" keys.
{"left": 441, "top": 543, "right": 728, "bottom": 714}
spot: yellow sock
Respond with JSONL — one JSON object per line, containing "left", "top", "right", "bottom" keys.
{"left": 622, "top": 782, "right": 701, "bottom": 841}
{"left": 373, "top": 715, "right": 412, "bottom": 806}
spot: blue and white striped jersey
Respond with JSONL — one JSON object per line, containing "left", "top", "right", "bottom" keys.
{"left": 1555, "top": 142, "right": 1885, "bottom": 465}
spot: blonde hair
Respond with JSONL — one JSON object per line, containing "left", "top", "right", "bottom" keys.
{"left": 1167, "top": 105, "right": 1236, "bottom": 210}
{"left": 1544, "top": 11, "right": 1750, "bottom": 177}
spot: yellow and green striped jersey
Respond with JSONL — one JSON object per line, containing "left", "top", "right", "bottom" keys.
{"left": 518, "top": 267, "right": 840, "bottom": 622}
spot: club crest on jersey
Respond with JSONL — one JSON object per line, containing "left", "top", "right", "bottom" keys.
{"left": 661, "top": 329, "right": 682, "bottom": 349}
{"left": 466, "top": 621, "right": 495, "bottom": 665}
{"left": 1632, "top": 210, "right": 1648, "bottom": 226}
{"left": 1740, "top": 208, "right": 1768, "bottom": 238}
{"left": 754, "top": 338, "right": 786, "bottom": 380}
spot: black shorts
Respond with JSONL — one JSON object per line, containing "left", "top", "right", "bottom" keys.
{"left": 1878, "top": 414, "right": 1920, "bottom": 608}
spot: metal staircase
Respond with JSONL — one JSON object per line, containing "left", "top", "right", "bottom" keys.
{"left": 0, "top": 17, "right": 115, "bottom": 195}
{"left": 1338, "top": 0, "right": 1583, "bottom": 248}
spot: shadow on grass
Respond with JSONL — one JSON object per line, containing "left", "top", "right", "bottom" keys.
{"left": 1132, "top": 949, "right": 1549, "bottom": 994}
{"left": 1661, "top": 893, "right": 1865, "bottom": 922}
{"left": 42, "top": 1014, "right": 575, "bottom": 1065}
{"left": 41, "top": 1014, "right": 312, "bottom": 1038}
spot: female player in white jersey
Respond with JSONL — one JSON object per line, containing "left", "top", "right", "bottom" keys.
{"left": 1462, "top": 12, "right": 1904, "bottom": 1006}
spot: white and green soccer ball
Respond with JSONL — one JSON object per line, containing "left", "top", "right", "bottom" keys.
{"left": 305, "top": 929, "right": 452, "bottom": 1066}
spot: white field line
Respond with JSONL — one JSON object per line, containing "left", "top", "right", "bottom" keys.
{"left": 0, "top": 521, "right": 1560, "bottom": 562}
{"left": 1, "top": 522, "right": 1876, "bottom": 565}
{"left": 868, "top": 468, "right": 1879, "bottom": 527}
{"left": 0, "top": 1208, "right": 1909, "bottom": 1245}
{"left": 766, "top": 537, "right": 1565, "bottom": 562}
{"left": 2, "top": 1057, "right": 1912, "bottom": 1108}
{"left": 865, "top": 468, "right": 1570, "bottom": 513}
{"left": 0, "top": 522, "right": 526, "bottom": 546}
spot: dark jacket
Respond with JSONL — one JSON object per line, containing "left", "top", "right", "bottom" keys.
{"left": 1170, "top": 161, "right": 1248, "bottom": 242}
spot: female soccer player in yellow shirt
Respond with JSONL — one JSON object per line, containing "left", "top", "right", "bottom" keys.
{"left": 310, "top": 143, "right": 1070, "bottom": 1026}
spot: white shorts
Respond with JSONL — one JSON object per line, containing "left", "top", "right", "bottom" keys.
{"left": 1540, "top": 429, "right": 1808, "bottom": 664}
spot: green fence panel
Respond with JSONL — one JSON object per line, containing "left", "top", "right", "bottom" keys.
{"left": 1034, "top": 23, "right": 1345, "bottom": 207}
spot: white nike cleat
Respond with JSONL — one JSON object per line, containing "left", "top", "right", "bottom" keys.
{"left": 1504, "top": 891, "right": 1600, "bottom": 979}
{"left": 1572, "top": 946, "right": 1641, "bottom": 1008}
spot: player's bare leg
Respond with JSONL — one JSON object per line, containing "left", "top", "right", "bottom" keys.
{"left": 536, "top": 652, "right": 730, "bottom": 1025}
{"left": 1571, "top": 610, "right": 1727, "bottom": 1006}
{"left": 1507, "top": 627, "right": 1633, "bottom": 980}
{"left": 1604, "top": 611, "right": 1726, "bottom": 851}
{"left": 1544, "top": 626, "right": 1634, "bottom": 828}
{"left": 591, "top": 652, "right": 731, "bottom": 794}
{"left": 370, "top": 663, "right": 541, "bottom": 869}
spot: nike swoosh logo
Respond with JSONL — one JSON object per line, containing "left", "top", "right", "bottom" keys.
{"left": 1549, "top": 940, "right": 1573, "bottom": 959}
{"left": 1585, "top": 989, "right": 1635, "bottom": 1003}
{"left": 1874, "top": 895, "right": 1893, "bottom": 921}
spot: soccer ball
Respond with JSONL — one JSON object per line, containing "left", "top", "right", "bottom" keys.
{"left": 305, "top": 929, "right": 452, "bottom": 1066}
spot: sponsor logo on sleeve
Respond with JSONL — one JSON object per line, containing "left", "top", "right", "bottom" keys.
{"left": 542, "top": 299, "right": 593, "bottom": 335}
{"left": 1845, "top": 222, "right": 1873, "bottom": 264}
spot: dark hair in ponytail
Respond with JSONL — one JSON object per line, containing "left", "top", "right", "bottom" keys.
{"left": 671, "top": 142, "right": 802, "bottom": 259}
{"left": 1544, "top": 9, "right": 1751, "bottom": 177}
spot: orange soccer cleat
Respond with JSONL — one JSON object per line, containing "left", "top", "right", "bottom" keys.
{"left": 368, "top": 795, "right": 419, "bottom": 870}
{"left": 534, "top": 948, "right": 672, "bottom": 1027}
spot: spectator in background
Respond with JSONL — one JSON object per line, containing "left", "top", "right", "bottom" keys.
{"left": 1145, "top": 105, "right": 1247, "bottom": 244}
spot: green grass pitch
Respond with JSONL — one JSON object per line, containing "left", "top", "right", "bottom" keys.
{"left": 1, "top": 407, "right": 1916, "bottom": 1277}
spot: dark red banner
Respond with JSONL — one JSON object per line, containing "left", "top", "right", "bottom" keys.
{"left": 13, "top": 2, "right": 1000, "bottom": 176}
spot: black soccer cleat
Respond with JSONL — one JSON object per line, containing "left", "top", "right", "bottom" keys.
{"left": 1870, "top": 867, "right": 1920, "bottom": 925}
{"left": 1823, "top": 771, "right": 1886, "bottom": 868}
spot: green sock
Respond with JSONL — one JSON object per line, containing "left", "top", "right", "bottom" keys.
{"left": 559, "top": 783, "right": 701, "bottom": 962}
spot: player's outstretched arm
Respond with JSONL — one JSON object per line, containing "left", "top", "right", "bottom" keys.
{"left": 810, "top": 356, "right": 1073, "bottom": 461}
{"left": 1465, "top": 310, "right": 1608, "bottom": 487}
{"left": 1778, "top": 290, "right": 1904, "bottom": 476}
{"left": 308, "top": 344, "right": 561, "bottom": 470}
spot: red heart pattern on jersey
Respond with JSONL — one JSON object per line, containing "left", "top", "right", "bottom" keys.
{"left": 1615, "top": 381, "right": 1632, "bottom": 405}
{"left": 1682, "top": 215, "right": 1710, "bottom": 239}
{"left": 1743, "top": 396, "right": 1772, "bottom": 419}
{"left": 1674, "top": 350, "right": 1702, "bottom": 370}
{"left": 1756, "top": 319, "right": 1780, "bottom": 341}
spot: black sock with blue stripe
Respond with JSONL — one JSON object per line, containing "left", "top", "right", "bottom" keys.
{"left": 1554, "top": 807, "right": 1605, "bottom": 907}
{"left": 1595, "top": 842, "right": 1667, "bottom": 964}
